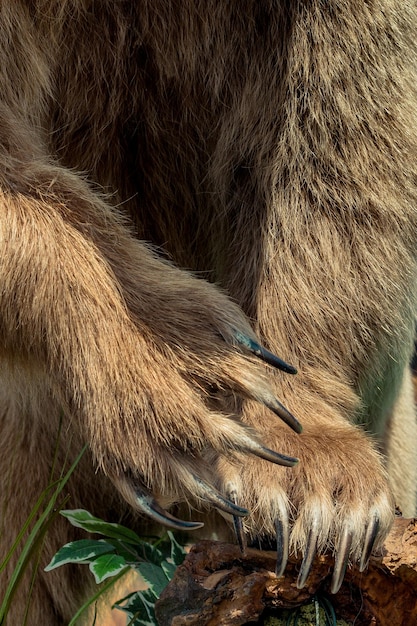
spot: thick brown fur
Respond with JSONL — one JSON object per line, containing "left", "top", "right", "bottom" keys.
{"left": 1, "top": 1, "right": 417, "bottom": 624}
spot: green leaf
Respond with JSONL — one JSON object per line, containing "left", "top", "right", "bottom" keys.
{"left": 60, "top": 509, "right": 143, "bottom": 545}
{"left": 114, "top": 589, "right": 157, "bottom": 625}
{"left": 45, "top": 539, "right": 115, "bottom": 571}
{"left": 88, "top": 554, "right": 128, "bottom": 584}
{"left": 167, "top": 531, "right": 186, "bottom": 567}
{"left": 135, "top": 562, "right": 169, "bottom": 597}
{"left": 132, "top": 540, "right": 165, "bottom": 566}
{"left": 161, "top": 560, "right": 176, "bottom": 581}
{"left": 0, "top": 483, "right": 57, "bottom": 576}
{"left": 0, "top": 445, "right": 87, "bottom": 623}
{"left": 105, "top": 537, "right": 164, "bottom": 566}
{"left": 102, "top": 539, "right": 140, "bottom": 563}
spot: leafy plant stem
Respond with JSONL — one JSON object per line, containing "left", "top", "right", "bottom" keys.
{"left": 0, "top": 445, "right": 87, "bottom": 624}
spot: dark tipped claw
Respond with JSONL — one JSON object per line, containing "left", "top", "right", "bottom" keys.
{"left": 233, "top": 515, "right": 246, "bottom": 554}
{"left": 246, "top": 440, "right": 298, "bottom": 467}
{"left": 232, "top": 329, "right": 302, "bottom": 434}
{"left": 297, "top": 521, "right": 319, "bottom": 589}
{"left": 275, "top": 515, "right": 289, "bottom": 577}
{"left": 331, "top": 527, "right": 353, "bottom": 594}
{"left": 193, "top": 476, "right": 249, "bottom": 517}
{"left": 264, "top": 396, "right": 303, "bottom": 434}
{"left": 135, "top": 487, "right": 204, "bottom": 531}
{"left": 233, "top": 331, "right": 297, "bottom": 375}
{"left": 227, "top": 488, "right": 247, "bottom": 554}
{"left": 360, "top": 514, "right": 379, "bottom": 572}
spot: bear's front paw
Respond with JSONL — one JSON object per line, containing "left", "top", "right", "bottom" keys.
{"left": 213, "top": 424, "right": 394, "bottom": 594}
{"left": 89, "top": 320, "right": 302, "bottom": 533}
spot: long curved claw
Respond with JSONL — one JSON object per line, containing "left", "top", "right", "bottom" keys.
{"left": 331, "top": 526, "right": 353, "bottom": 594}
{"left": 227, "top": 487, "right": 247, "bottom": 554}
{"left": 360, "top": 513, "right": 380, "bottom": 572}
{"left": 233, "top": 514, "right": 246, "bottom": 554}
{"left": 233, "top": 331, "right": 297, "bottom": 375}
{"left": 244, "top": 439, "right": 298, "bottom": 467}
{"left": 297, "top": 518, "right": 320, "bottom": 589}
{"left": 193, "top": 476, "right": 249, "bottom": 517}
{"left": 275, "top": 512, "right": 289, "bottom": 577}
{"left": 135, "top": 487, "right": 204, "bottom": 530}
{"left": 262, "top": 395, "right": 303, "bottom": 434}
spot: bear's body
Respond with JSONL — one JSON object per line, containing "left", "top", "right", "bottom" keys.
{"left": 1, "top": 1, "right": 417, "bottom": 623}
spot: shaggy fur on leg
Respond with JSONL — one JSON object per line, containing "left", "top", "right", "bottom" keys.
{"left": 1, "top": 1, "right": 417, "bottom": 623}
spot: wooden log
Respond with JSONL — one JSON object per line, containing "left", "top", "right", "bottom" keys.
{"left": 155, "top": 518, "right": 417, "bottom": 626}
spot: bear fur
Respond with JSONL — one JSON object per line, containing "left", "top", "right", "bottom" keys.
{"left": 1, "top": 1, "right": 417, "bottom": 623}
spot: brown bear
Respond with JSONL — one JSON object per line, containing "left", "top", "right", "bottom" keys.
{"left": 1, "top": 1, "right": 417, "bottom": 624}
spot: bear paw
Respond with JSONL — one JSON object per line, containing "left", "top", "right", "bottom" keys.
{"left": 212, "top": 423, "right": 394, "bottom": 593}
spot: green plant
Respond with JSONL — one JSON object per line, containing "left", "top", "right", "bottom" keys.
{"left": 0, "top": 445, "right": 87, "bottom": 625}
{"left": 45, "top": 509, "right": 187, "bottom": 625}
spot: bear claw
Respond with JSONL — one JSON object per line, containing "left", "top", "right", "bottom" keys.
{"left": 192, "top": 475, "right": 249, "bottom": 517}
{"left": 261, "top": 395, "right": 303, "bottom": 434}
{"left": 360, "top": 513, "right": 380, "bottom": 572}
{"left": 134, "top": 487, "right": 204, "bottom": 530}
{"left": 296, "top": 512, "right": 321, "bottom": 589}
{"left": 243, "top": 439, "right": 299, "bottom": 467}
{"left": 275, "top": 515, "right": 290, "bottom": 577}
{"left": 233, "top": 330, "right": 298, "bottom": 375}
{"left": 227, "top": 487, "right": 248, "bottom": 553}
{"left": 331, "top": 526, "right": 353, "bottom": 594}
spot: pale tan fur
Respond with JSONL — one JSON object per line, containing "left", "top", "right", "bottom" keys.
{"left": 1, "top": 1, "right": 417, "bottom": 624}
{"left": 385, "top": 366, "right": 417, "bottom": 517}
